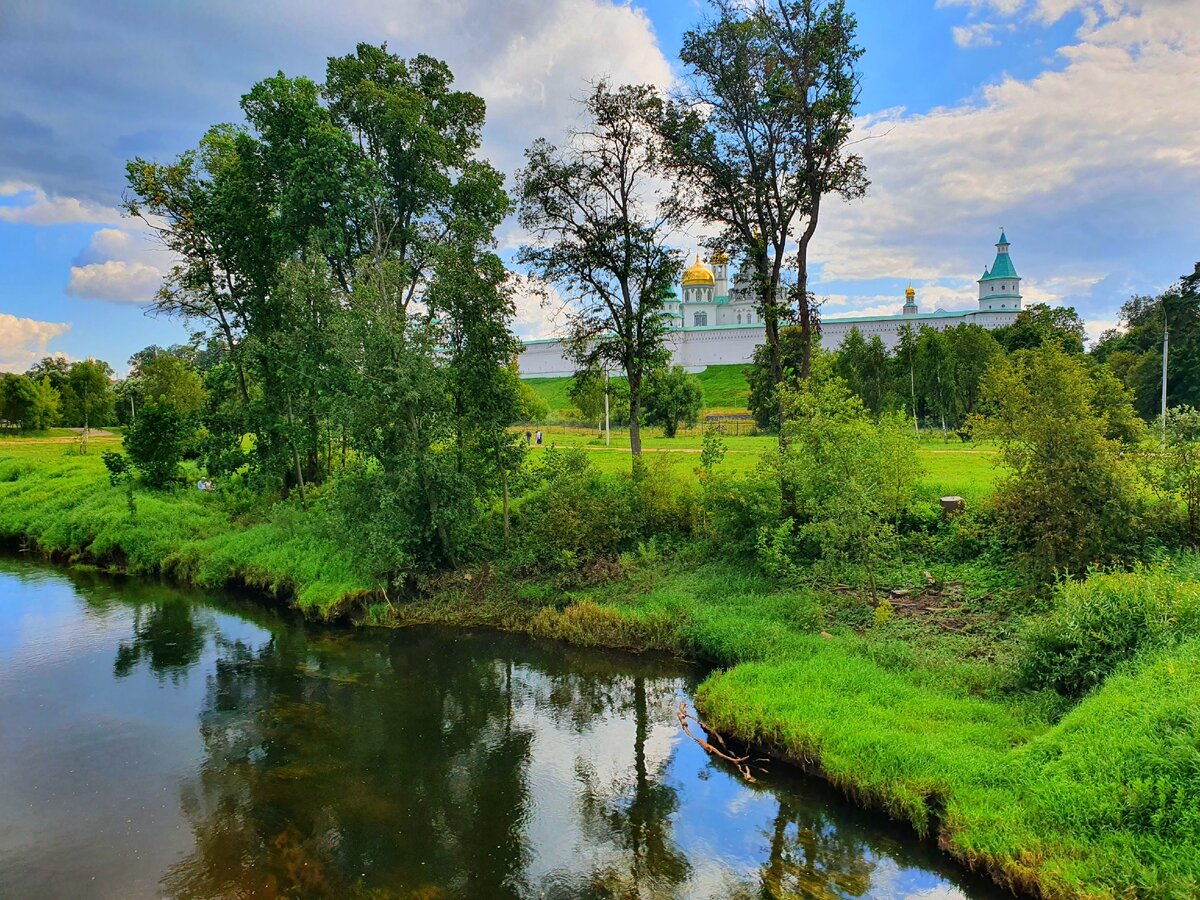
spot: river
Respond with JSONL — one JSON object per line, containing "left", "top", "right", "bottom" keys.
{"left": 0, "top": 557, "right": 1005, "bottom": 899}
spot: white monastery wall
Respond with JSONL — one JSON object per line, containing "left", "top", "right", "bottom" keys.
{"left": 518, "top": 310, "right": 1018, "bottom": 377}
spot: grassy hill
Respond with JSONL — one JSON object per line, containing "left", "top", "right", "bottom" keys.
{"left": 525, "top": 364, "right": 751, "bottom": 417}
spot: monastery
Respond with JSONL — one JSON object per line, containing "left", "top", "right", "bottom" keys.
{"left": 519, "top": 231, "right": 1024, "bottom": 377}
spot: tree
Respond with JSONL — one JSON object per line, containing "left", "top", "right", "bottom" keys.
{"left": 772, "top": 363, "right": 920, "bottom": 595}
{"left": 747, "top": 326, "right": 810, "bottom": 431}
{"left": 1143, "top": 406, "right": 1200, "bottom": 546}
{"left": 569, "top": 367, "right": 631, "bottom": 430}
{"left": 26, "top": 357, "right": 70, "bottom": 393}
{"left": 833, "top": 327, "right": 890, "bottom": 416}
{"left": 517, "top": 82, "right": 681, "bottom": 470}
{"left": 993, "top": 303, "right": 1087, "bottom": 355}
{"left": 137, "top": 352, "right": 207, "bottom": 415}
{"left": 945, "top": 323, "right": 1002, "bottom": 420}
{"left": 914, "top": 328, "right": 958, "bottom": 439}
{"left": 124, "top": 401, "right": 189, "bottom": 487}
{"left": 642, "top": 366, "right": 704, "bottom": 438}
{"left": 1, "top": 374, "right": 37, "bottom": 431}
{"left": 61, "top": 359, "right": 115, "bottom": 429}
{"left": 981, "top": 344, "right": 1145, "bottom": 579}
{"left": 1091, "top": 264, "right": 1200, "bottom": 420}
{"left": 658, "top": 0, "right": 866, "bottom": 396}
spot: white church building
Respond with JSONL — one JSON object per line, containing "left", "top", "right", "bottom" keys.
{"left": 519, "top": 231, "right": 1024, "bottom": 377}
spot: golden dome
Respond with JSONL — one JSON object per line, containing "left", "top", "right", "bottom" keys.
{"left": 905, "top": 282, "right": 915, "bottom": 301}
{"left": 711, "top": 250, "right": 729, "bottom": 265}
{"left": 682, "top": 255, "right": 715, "bottom": 287}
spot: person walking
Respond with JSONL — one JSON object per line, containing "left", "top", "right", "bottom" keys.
{"left": 535, "top": 430, "right": 542, "bottom": 446}
{"left": 525, "top": 430, "right": 532, "bottom": 445}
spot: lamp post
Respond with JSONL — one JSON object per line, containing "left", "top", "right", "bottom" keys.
{"left": 1162, "top": 308, "right": 1169, "bottom": 448}
{"left": 604, "top": 368, "right": 611, "bottom": 447}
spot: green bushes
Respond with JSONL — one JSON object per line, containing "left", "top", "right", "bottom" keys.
{"left": 1019, "top": 566, "right": 1200, "bottom": 697}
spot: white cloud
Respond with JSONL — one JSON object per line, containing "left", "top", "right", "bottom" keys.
{"left": 66, "top": 223, "right": 169, "bottom": 305}
{"left": 0, "top": 314, "right": 70, "bottom": 372}
{"left": 0, "top": 181, "right": 118, "bottom": 226}
{"left": 812, "top": 0, "right": 1200, "bottom": 321}
{"left": 509, "top": 273, "right": 570, "bottom": 341}
{"left": 952, "top": 22, "right": 1000, "bottom": 47}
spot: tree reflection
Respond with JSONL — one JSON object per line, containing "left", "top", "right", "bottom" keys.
{"left": 161, "top": 627, "right": 539, "bottom": 898}
{"left": 113, "top": 598, "right": 207, "bottom": 683}
{"left": 758, "top": 798, "right": 875, "bottom": 899}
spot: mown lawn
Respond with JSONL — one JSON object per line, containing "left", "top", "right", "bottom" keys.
{"left": 523, "top": 363, "right": 752, "bottom": 417}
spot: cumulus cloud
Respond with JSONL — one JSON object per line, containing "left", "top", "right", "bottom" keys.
{"left": 0, "top": 181, "right": 117, "bottom": 226}
{"left": 509, "top": 274, "right": 572, "bottom": 341}
{"left": 0, "top": 314, "right": 71, "bottom": 372}
{"left": 952, "top": 22, "right": 1000, "bottom": 47}
{"left": 811, "top": 0, "right": 1200, "bottom": 325}
{"left": 66, "top": 224, "right": 169, "bottom": 305}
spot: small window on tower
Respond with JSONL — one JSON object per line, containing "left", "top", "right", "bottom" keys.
{"left": 694, "top": 312, "right": 707, "bottom": 327}
{"left": 737, "top": 313, "right": 742, "bottom": 324}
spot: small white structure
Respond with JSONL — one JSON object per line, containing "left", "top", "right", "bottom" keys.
{"left": 519, "top": 231, "right": 1023, "bottom": 377}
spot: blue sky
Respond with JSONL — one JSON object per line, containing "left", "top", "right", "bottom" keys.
{"left": 2, "top": 0, "right": 1198, "bottom": 372}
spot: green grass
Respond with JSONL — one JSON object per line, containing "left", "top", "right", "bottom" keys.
{"left": 523, "top": 363, "right": 752, "bottom": 416}
{"left": 2, "top": 432, "right": 1194, "bottom": 897}
{"left": 0, "top": 439, "right": 372, "bottom": 614}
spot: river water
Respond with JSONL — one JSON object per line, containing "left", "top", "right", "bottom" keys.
{"left": 0, "top": 557, "right": 1005, "bottom": 899}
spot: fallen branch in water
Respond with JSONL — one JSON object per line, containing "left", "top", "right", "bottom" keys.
{"left": 676, "top": 700, "right": 767, "bottom": 782}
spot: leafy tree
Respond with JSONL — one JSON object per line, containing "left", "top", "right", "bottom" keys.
{"left": 124, "top": 401, "right": 190, "bottom": 487}
{"left": 945, "top": 323, "right": 1002, "bottom": 419}
{"left": 772, "top": 363, "right": 920, "bottom": 594}
{"left": 658, "top": 0, "right": 866, "bottom": 394}
{"left": 25, "top": 356, "right": 70, "bottom": 393}
{"left": 136, "top": 352, "right": 207, "bottom": 415}
{"left": 642, "top": 366, "right": 704, "bottom": 438}
{"left": 517, "top": 82, "right": 680, "bottom": 468}
{"left": 1091, "top": 264, "right": 1200, "bottom": 419}
{"left": 569, "top": 367, "right": 631, "bottom": 429}
{"left": 914, "top": 328, "right": 958, "bottom": 439}
{"left": 834, "top": 327, "right": 890, "bottom": 416}
{"left": 1143, "top": 406, "right": 1200, "bottom": 546}
{"left": 981, "top": 344, "right": 1145, "bottom": 579}
{"left": 1, "top": 374, "right": 37, "bottom": 430}
{"left": 993, "top": 303, "right": 1087, "bottom": 355}
{"left": 747, "top": 326, "right": 810, "bottom": 431}
{"left": 517, "top": 378, "right": 549, "bottom": 424}
{"left": 61, "top": 359, "right": 115, "bottom": 429}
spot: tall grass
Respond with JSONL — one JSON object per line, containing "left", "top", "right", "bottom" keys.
{"left": 0, "top": 443, "right": 371, "bottom": 615}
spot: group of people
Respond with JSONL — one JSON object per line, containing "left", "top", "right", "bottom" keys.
{"left": 524, "top": 430, "right": 543, "bottom": 446}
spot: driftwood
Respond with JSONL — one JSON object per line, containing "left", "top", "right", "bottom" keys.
{"left": 676, "top": 701, "right": 767, "bottom": 782}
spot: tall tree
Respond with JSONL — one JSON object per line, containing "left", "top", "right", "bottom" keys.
{"left": 1092, "top": 264, "right": 1200, "bottom": 419}
{"left": 658, "top": 0, "right": 866, "bottom": 394}
{"left": 517, "top": 81, "right": 681, "bottom": 469}
{"left": 61, "top": 359, "right": 115, "bottom": 429}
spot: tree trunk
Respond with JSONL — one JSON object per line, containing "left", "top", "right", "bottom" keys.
{"left": 628, "top": 374, "right": 644, "bottom": 474}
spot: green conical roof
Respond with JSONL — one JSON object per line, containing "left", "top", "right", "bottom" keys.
{"left": 980, "top": 231, "right": 1018, "bottom": 281}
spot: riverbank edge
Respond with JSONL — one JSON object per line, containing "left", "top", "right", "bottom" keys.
{"left": 3, "top": 525, "right": 1057, "bottom": 900}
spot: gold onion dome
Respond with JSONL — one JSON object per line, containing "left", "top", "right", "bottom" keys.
{"left": 905, "top": 283, "right": 915, "bottom": 300}
{"left": 682, "top": 255, "right": 715, "bottom": 286}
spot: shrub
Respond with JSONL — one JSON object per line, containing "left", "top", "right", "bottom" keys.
{"left": 513, "top": 470, "right": 641, "bottom": 570}
{"left": 1019, "top": 567, "right": 1200, "bottom": 697}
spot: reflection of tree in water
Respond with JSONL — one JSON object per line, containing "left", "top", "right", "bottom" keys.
{"left": 161, "top": 627, "right": 542, "bottom": 899}
{"left": 755, "top": 798, "right": 875, "bottom": 900}
{"left": 570, "top": 677, "right": 691, "bottom": 897}
{"left": 113, "top": 597, "right": 208, "bottom": 683}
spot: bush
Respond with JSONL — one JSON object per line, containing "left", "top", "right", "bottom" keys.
{"left": 513, "top": 470, "right": 641, "bottom": 570}
{"left": 1019, "top": 567, "right": 1200, "bottom": 697}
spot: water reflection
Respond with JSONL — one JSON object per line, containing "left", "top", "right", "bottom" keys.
{"left": 0, "top": 557, "right": 1004, "bottom": 899}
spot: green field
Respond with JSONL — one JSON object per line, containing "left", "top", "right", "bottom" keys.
{"left": 524, "top": 363, "right": 752, "bottom": 417}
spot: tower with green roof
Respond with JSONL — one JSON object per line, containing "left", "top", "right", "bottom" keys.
{"left": 977, "top": 229, "right": 1022, "bottom": 312}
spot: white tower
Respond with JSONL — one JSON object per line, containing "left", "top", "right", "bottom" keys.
{"left": 977, "top": 230, "right": 1022, "bottom": 312}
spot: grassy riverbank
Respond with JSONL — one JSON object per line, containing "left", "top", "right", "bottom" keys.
{"left": 1, "top": 435, "right": 1197, "bottom": 898}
